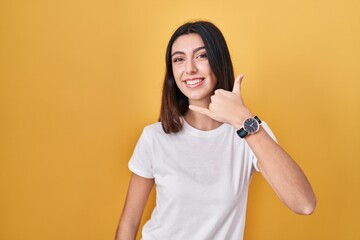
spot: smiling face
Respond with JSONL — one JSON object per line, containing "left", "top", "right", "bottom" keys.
{"left": 171, "top": 33, "right": 217, "bottom": 106}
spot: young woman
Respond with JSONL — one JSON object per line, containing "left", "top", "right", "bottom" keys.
{"left": 115, "top": 21, "right": 316, "bottom": 240}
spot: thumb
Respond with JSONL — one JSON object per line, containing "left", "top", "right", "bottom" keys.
{"left": 232, "top": 74, "right": 244, "bottom": 96}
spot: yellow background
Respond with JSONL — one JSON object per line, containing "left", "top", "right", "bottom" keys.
{"left": 1, "top": 0, "right": 359, "bottom": 239}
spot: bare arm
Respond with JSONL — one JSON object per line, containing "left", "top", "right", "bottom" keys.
{"left": 245, "top": 127, "right": 316, "bottom": 214}
{"left": 189, "top": 74, "right": 316, "bottom": 214}
{"left": 115, "top": 173, "right": 154, "bottom": 240}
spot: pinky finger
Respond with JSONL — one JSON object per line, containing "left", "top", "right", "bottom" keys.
{"left": 189, "top": 105, "right": 211, "bottom": 116}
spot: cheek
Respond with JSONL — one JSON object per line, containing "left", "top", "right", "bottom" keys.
{"left": 198, "top": 62, "right": 212, "bottom": 74}
{"left": 199, "top": 64, "right": 216, "bottom": 80}
{"left": 172, "top": 66, "right": 182, "bottom": 81}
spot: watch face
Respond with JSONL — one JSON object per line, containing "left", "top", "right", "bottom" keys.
{"left": 243, "top": 118, "right": 259, "bottom": 134}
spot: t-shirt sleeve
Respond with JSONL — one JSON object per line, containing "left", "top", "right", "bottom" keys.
{"left": 252, "top": 122, "right": 278, "bottom": 172}
{"left": 128, "top": 128, "right": 154, "bottom": 179}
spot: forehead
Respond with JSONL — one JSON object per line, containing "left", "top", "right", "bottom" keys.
{"left": 171, "top": 33, "right": 205, "bottom": 53}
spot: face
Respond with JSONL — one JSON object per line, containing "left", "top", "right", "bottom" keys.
{"left": 171, "top": 33, "right": 217, "bottom": 106}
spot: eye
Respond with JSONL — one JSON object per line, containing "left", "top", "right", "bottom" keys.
{"left": 196, "top": 53, "right": 208, "bottom": 59}
{"left": 173, "top": 57, "right": 184, "bottom": 63}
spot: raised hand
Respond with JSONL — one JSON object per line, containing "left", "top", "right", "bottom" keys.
{"left": 189, "top": 74, "right": 253, "bottom": 129}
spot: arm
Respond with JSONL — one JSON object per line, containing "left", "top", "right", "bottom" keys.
{"left": 189, "top": 74, "right": 316, "bottom": 214}
{"left": 242, "top": 126, "right": 316, "bottom": 214}
{"left": 115, "top": 173, "right": 154, "bottom": 240}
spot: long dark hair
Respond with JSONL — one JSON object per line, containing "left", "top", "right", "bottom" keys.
{"left": 159, "top": 21, "right": 235, "bottom": 133}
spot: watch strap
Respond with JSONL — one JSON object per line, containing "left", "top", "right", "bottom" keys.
{"left": 236, "top": 128, "right": 248, "bottom": 138}
{"left": 254, "top": 116, "right": 261, "bottom": 124}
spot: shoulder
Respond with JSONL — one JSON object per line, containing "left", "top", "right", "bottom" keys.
{"left": 142, "top": 121, "right": 167, "bottom": 137}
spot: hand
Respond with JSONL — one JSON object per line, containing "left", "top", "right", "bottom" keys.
{"left": 189, "top": 74, "right": 253, "bottom": 129}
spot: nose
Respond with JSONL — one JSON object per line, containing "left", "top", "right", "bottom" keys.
{"left": 185, "top": 59, "right": 197, "bottom": 74}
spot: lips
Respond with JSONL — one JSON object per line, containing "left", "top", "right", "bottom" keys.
{"left": 183, "top": 78, "right": 205, "bottom": 88}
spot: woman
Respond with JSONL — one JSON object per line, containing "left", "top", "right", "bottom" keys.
{"left": 115, "top": 21, "right": 316, "bottom": 240}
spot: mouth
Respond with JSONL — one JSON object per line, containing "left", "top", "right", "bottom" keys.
{"left": 183, "top": 78, "right": 205, "bottom": 88}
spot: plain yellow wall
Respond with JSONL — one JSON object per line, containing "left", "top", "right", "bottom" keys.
{"left": 0, "top": 0, "right": 359, "bottom": 239}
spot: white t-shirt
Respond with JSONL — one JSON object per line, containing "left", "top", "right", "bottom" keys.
{"left": 128, "top": 119, "right": 276, "bottom": 240}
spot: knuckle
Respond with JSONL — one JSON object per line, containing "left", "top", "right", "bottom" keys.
{"left": 214, "top": 89, "right": 220, "bottom": 95}
{"left": 216, "top": 89, "right": 225, "bottom": 94}
{"left": 209, "top": 103, "right": 214, "bottom": 110}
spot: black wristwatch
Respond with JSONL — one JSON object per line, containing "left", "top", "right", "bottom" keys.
{"left": 236, "top": 116, "right": 262, "bottom": 138}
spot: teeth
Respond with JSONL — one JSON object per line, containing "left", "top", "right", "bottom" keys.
{"left": 186, "top": 79, "right": 203, "bottom": 85}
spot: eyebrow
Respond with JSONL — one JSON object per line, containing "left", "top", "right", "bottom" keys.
{"left": 171, "top": 46, "right": 206, "bottom": 57}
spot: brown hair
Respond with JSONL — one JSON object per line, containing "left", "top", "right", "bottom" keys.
{"left": 159, "top": 21, "right": 235, "bottom": 133}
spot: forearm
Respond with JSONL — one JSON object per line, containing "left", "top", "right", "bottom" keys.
{"left": 246, "top": 127, "right": 316, "bottom": 214}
